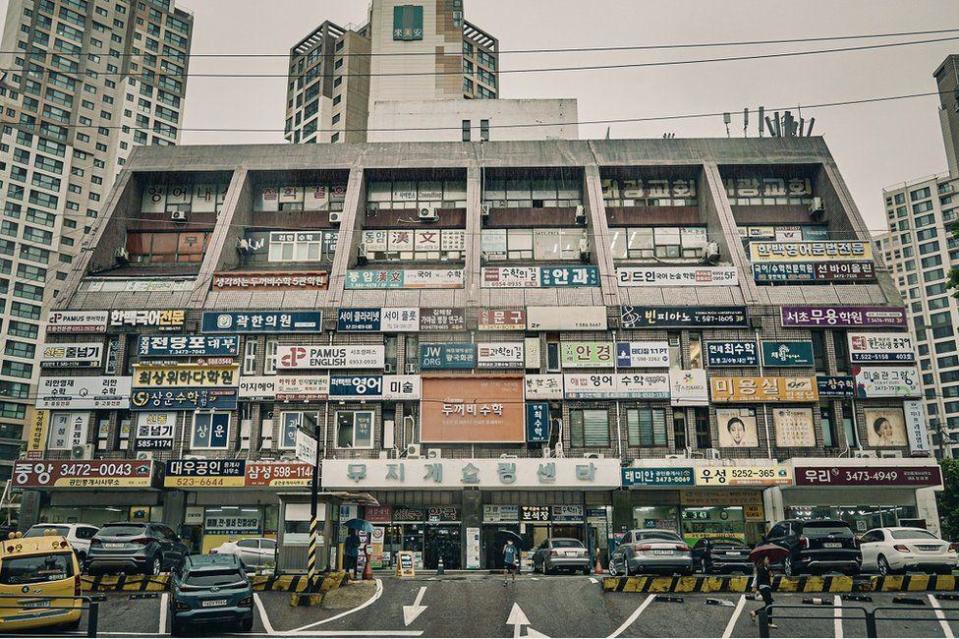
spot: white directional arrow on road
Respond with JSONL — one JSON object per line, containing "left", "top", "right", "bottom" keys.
{"left": 403, "top": 586, "right": 428, "bottom": 627}
{"left": 507, "top": 603, "right": 549, "bottom": 638}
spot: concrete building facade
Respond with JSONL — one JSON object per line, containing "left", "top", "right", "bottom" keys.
{"left": 935, "top": 55, "right": 959, "bottom": 177}
{"left": 0, "top": 0, "right": 194, "bottom": 481}
{"left": 17, "top": 136, "right": 940, "bottom": 572}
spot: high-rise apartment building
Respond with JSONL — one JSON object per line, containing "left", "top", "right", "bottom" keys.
{"left": 0, "top": 0, "right": 193, "bottom": 479}
{"left": 935, "top": 55, "right": 959, "bottom": 177}
{"left": 285, "top": 0, "right": 499, "bottom": 144}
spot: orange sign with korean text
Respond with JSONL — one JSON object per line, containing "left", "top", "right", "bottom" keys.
{"left": 420, "top": 376, "right": 525, "bottom": 443}
{"left": 709, "top": 376, "right": 819, "bottom": 403}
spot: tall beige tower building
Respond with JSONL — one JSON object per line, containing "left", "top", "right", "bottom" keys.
{"left": 0, "top": 0, "right": 194, "bottom": 480}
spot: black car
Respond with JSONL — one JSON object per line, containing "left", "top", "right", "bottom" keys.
{"left": 763, "top": 519, "right": 861, "bottom": 576}
{"left": 691, "top": 538, "right": 752, "bottom": 574}
{"left": 86, "top": 522, "right": 189, "bottom": 576}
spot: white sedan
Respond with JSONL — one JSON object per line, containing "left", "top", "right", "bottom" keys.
{"left": 859, "top": 527, "right": 957, "bottom": 575}
{"left": 210, "top": 538, "right": 277, "bottom": 569}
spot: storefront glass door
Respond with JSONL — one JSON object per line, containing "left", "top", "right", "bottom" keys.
{"left": 424, "top": 525, "right": 460, "bottom": 570}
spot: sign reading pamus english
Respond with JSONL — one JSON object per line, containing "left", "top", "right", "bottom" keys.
{"left": 277, "top": 345, "right": 385, "bottom": 370}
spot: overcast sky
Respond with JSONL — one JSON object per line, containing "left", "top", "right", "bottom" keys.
{"left": 5, "top": 0, "right": 959, "bottom": 228}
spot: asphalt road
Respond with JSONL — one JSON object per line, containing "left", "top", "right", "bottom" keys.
{"left": 7, "top": 575, "right": 959, "bottom": 637}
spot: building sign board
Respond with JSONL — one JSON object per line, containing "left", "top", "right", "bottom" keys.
{"left": 132, "top": 364, "right": 239, "bottom": 388}
{"left": 481, "top": 266, "right": 599, "bottom": 288}
{"left": 39, "top": 342, "right": 103, "bottom": 368}
{"left": 137, "top": 335, "right": 239, "bottom": 358}
{"left": 816, "top": 376, "right": 856, "bottom": 398}
{"left": 526, "top": 306, "right": 607, "bottom": 331}
{"left": 561, "top": 342, "right": 614, "bottom": 368}
{"left": 761, "top": 341, "right": 814, "bottom": 367}
{"left": 563, "top": 373, "right": 670, "bottom": 399}
{"left": 670, "top": 369, "right": 709, "bottom": 406}
{"left": 130, "top": 388, "right": 238, "bottom": 411}
{"left": 478, "top": 309, "right": 526, "bottom": 331}
{"left": 212, "top": 271, "right": 329, "bottom": 291}
{"left": 419, "top": 343, "right": 476, "bottom": 370}
{"left": 847, "top": 332, "right": 916, "bottom": 363}
{"left": 709, "top": 376, "right": 818, "bottom": 403}
{"left": 616, "top": 266, "right": 739, "bottom": 287}
{"left": 780, "top": 306, "right": 907, "bottom": 328}
{"left": 109, "top": 310, "right": 185, "bottom": 331}
{"left": 795, "top": 465, "right": 942, "bottom": 487}
{"left": 277, "top": 345, "right": 385, "bottom": 370}
{"left": 345, "top": 269, "right": 464, "bottom": 290}
{"left": 525, "top": 403, "right": 550, "bottom": 444}
{"left": 753, "top": 262, "right": 876, "bottom": 283}
{"left": 12, "top": 460, "right": 155, "bottom": 489}
{"left": 620, "top": 306, "right": 749, "bottom": 329}
{"left": 275, "top": 376, "right": 330, "bottom": 402}
{"left": 524, "top": 375, "right": 564, "bottom": 400}
{"left": 853, "top": 365, "right": 920, "bottom": 398}
{"left": 694, "top": 466, "right": 793, "bottom": 487}
{"left": 615, "top": 341, "right": 670, "bottom": 368}
{"left": 706, "top": 341, "right": 758, "bottom": 367}
{"left": 134, "top": 412, "right": 176, "bottom": 450}
{"left": 201, "top": 312, "right": 323, "bottom": 334}
{"left": 420, "top": 376, "right": 525, "bottom": 443}
{"left": 476, "top": 343, "right": 524, "bottom": 369}
{"left": 37, "top": 376, "right": 132, "bottom": 409}
{"left": 622, "top": 467, "right": 695, "bottom": 487}
{"left": 749, "top": 241, "right": 873, "bottom": 263}
{"left": 336, "top": 308, "right": 420, "bottom": 332}
{"left": 419, "top": 308, "right": 466, "bottom": 332}
{"left": 46, "top": 311, "right": 109, "bottom": 334}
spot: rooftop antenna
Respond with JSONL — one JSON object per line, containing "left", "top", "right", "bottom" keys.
{"left": 605, "top": 127, "right": 611, "bottom": 140}
{"left": 806, "top": 117, "right": 816, "bottom": 136}
{"left": 723, "top": 112, "right": 731, "bottom": 137}
{"left": 743, "top": 108, "right": 749, "bottom": 137}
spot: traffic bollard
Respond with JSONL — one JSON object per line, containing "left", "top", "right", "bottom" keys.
{"left": 594, "top": 548, "right": 604, "bottom": 575}
{"left": 436, "top": 556, "right": 445, "bottom": 576}
{"left": 87, "top": 599, "right": 99, "bottom": 639}
{"left": 363, "top": 545, "right": 374, "bottom": 581}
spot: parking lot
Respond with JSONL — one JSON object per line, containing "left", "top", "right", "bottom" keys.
{"left": 6, "top": 575, "right": 959, "bottom": 637}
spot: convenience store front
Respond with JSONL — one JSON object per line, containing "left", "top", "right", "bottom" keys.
{"left": 323, "top": 458, "right": 621, "bottom": 570}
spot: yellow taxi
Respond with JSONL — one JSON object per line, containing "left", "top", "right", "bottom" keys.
{"left": 0, "top": 531, "right": 83, "bottom": 632}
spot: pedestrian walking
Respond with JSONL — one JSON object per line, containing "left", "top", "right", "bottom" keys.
{"left": 345, "top": 530, "right": 361, "bottom": 579}
{"left": 749, "top": 555, "right": 777, "bottom": 629}
{"left": 503, "top": 539, "right": 519, "bottom": 586}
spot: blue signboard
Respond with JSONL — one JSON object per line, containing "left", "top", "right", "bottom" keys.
{"left": 705, "top": 341, "right": 759, "bottom": 367}
{"left": 201, "top": 311, "right": 323, "bottom": 334}
{"left": 540, "top": 266, "right": 599, "bottom": 288}
{"left": 337, "top": 309, "right": 382, "bottom": 332}
{"left": 137, "top": 335, "right": 239, "bottom": 358}
{"left": 622, "top": 467, "right": 695, "bottom": 487}
{"left": 816, "top": 375, "right": 856, "bottom": 398}
{"left": 525, "top": 403, "right": 550, "bottom": 444}
{"left": 130, "top": 388, "right": 238, "bottom": 411}
{"left": 329, "top": 375, "right": 384, "bottom": 398}
{"left": 761, "top": 341, "right": 815, "bottom": 367}
{"left": 419, "top": 343, "right": 476, "bottom": 370}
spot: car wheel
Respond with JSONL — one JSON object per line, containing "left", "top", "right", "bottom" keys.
{"left": 62, "top": 617, "right": 81, "bottom": 631}
{"left": 608, "top": 559, "right": 619, "bottom": 577}
{"left": 583, "top": 565, "right": 592, "bottom": 576}
{"left": 877, "top": 555, "right": 890, "bottom": 576}
{"left": 149, "top": 555, "right": 162, "bottom": 576}
{"left": 170, "top": 617, "right": 182, "bottom": 637}
{"left": 241, "top": 618, "right": 254, "bottom": 632}
{"left": 783, "top": 555, "right": 796, "bottom": 577}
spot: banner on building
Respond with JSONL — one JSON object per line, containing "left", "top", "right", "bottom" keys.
{"left": 277, "top": 345, "right": 385, "bottom": 370}
{"left": 137, "top": 335, "right": 239, "bottom": 358}
{"left": 863, "top": 407, "right": 909, "bottom": 447}
{"left": 904, "top": 400, "right": 932, "bottom": 455}
{"left": 37, "top": 377, "right": 132, "bottom": 409}
{"left": 853, "top": 366, "right": 920, "bottom": 398}
{"left": 39, "top": 342, "right": 103, "bottom": 368}
{"left": 710, "top": 376, "right": 818, "bottom": 403}
{"left": 46, "top": 310, "right": 109, "bottom": 334}
{"left": 201, "top": 311, "right": 323, "bottom": 334}
{"left": 212, "top": 271, "right": 329, "bottom": 291}
{"left": 616, "top": 266, "right": 739, "bottom": 287}
{"left": 45, "top": 412, "right": 89, "bottom": 451}
{"left": 481, "top": 266, "right": 599, "bottom": 288}
{"left": 621, "top": 306, "right": 749, "bottom": 329}
{"left": 847, "top": 332, "right": 916, "bottom": 363}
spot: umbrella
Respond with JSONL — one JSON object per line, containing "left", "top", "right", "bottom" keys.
{"left": 749, "top": 543, "right": 789, "bottom": 563}
{"left": 496, "top": 529, "right": 526, "bottom": 549}
{"left": 344, "top": 518, "right": 374, "bottom": 533}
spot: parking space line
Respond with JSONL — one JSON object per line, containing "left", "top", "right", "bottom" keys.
{"left": 929, "top": 594, "right": 954, "bottom": 639}
{"left": 721, "top": 595, "right": 746, "bottom": 639}
{"left": 159, "top": 592, "right": 168, "bottom": 635}
{"left": 589, "top": 577, "right": 599, "bottom": 584}
{"left": 290, "top": 578, "right": 384, "bottom": 632}
{"left": 254, "top": 593, "right": 276, "bottom": 635}
{"left": 608, "top": 593, "right": 656, "bottom": 638}
{"left": 834, "top": 595, "right": 842, "bottom": 639}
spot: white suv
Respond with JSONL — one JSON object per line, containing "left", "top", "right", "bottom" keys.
{"left": 24, "top": 523, "right": 100, "bottom": 563}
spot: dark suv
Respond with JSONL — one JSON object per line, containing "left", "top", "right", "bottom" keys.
{"left": 763, "top": 519, "right": 861, "bottom": 576}
{"left": 86, "top": 522, "right": 189, "bottom": 576}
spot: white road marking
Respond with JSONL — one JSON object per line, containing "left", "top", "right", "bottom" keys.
{"left": 608, "top": 593, "right": 656, "bottom": 638}
{"left": 253, "top": 593, "right": 276, "bottom": 635}
{"left": 929, "top": 594, "right": 954, "bottom": 639}
{"left": 158, "top": 592, "right": 168, "bottom": 635}
{"left": 402, "top": 586, "right": 428, "bottom": 626}
{"left": 589, "top": 577, "right": 599, "bottom": 584}
{"left": 721, "top": 596, "right": 746, "bottom": 639}
{"left": 833, "top": 595, "right": 843, "bottom": 639}
{"left": 508, "top": 602, "right": 531, "bottom": 638}
{"left": 291, "top": 632, "right": 423, "bottom": 637}
{"left": 291, "top": 578, "right": 384, "bottom": 632}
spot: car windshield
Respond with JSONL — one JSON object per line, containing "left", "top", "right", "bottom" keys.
{"left": 183, "top": 569, "right": 246, "bottom": 588}
{"left": 0, "top": 553, "right": 74, "bottom": 585}
{"left": 98, "top": 524, "right": 146, "bottom": 538}
{"left": 23, "top": 525, "right": 70, "bottom": 538}
{"left": 890, "top": 530, "right": 938, "bottom": 541}
{"left": 637, "top": 531, "right": 681, "bottom": 542}
{"left": 551, "top": 539, "right": 584, "bottom": 548}
{"left": 803, "top": 522, "right": 852, "bottom": 537}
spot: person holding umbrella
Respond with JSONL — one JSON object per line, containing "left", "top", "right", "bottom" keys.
{"left": 344, "top": 518, "right": 374, "bottom": 579}
{"left": 748, "top": 542, "right": 787, "bottom": 629}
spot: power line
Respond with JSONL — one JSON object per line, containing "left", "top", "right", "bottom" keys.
{"left": 5, "top": 26, "right": 959, "bottom": 58}
{"left": 5, "top": 33, "right": 959, "bottom": 78}
{"left": 1, "top": 89, "right": 947, "bottom": 133}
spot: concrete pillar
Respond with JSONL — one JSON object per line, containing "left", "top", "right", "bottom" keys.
{"left": 916, "top": 487, "right": 942, "bottom": 537}
{"left": 464, "top": 166, "right": 483, "bottom": 307}
{"left": 189, "top": 168, "right": 249, "bottom": 306}
{"left": 612, "top": 490, "right": 632, "bottom": 535}
{"left": 702, "top": 162, "right": 759, "bottom": 305}
{"left": 163, "top": 490, "right": 187, "bottom": 535}
{"left": 762, "top": 486, "right": 785, "bottom": 530}
{"left": 583, "top": 165, "right": 620, "bottom": 307}
{"left": 19, "top": 490, "right": 42, "bottom": 529}
{"left": 461, "top": 489, "right": 482, "bottom": 569}
{"left": 327, "top": 167, "right": 366, "bottom": 307}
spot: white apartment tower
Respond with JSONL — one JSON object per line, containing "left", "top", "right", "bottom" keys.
{"left": 0, "top": 0, "right": 193, "bottom": 479}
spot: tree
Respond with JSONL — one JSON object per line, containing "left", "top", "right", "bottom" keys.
{"left": 937, "top": 458, "right": 959, "bottom": 540}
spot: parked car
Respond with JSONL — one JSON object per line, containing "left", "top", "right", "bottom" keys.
{"left": 691, "top": 537, "right": 752, "bottom": 574}
{"left": 86, "top": 522, "right": 188, "bottom": 576}
{"left": 608, "top": 529, "right": 693, "bottom": 576}
{"left": 859, "top": 527, "right": 958, "bottom": 575}
{"left": 169, "top": 554, "right": 253, "bottom": 636}
{"left": 23, "top": 524, "right": 99, "bottom": 565}
{"left": 531, "top": 538, "right": 591, "bottom": 575}
{"left": 0, "top": 532, "right": 82, "bottom": 633}
{"left": 210, "top": 538, "right": 277, "bottom": 569}
{"left": 763, "top": 519, "right": 861, "bottom": 576}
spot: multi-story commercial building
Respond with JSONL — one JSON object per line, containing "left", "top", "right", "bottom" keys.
{"left": 0, "top": 0, "right": 194, "bottom": 481}
{"left": 935, "top": 54, "right": 959, "bottom": 177}
{"left": 18, "top": 136, "right": 940, "bottom": 572}
{"left": 876, "top": 172, "right": 959, "bottom": 456}
{"left": 285, "top": 0, "right": 499, "bottom": 144}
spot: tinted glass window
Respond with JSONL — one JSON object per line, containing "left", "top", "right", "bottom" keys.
{"left": 802, "top": 522, "right": 853, "bottom": 537}
{"left": 551, "top": 539, "right": 584, "bottom": 548}
{"left": 261, "top": 540, "right": 276, "bottom": 550}
{"left": 636, "top": 531, "right": 681, "bottom": 542}
{"left": 76, "top": 527, "right": 98, "bottom": 540}
{"left": 24, "top": 525, "right": 70, "bottom": 538}
{"left": 237, "top": 539, "right": 258, "bottom": 548}
{"left": 98, "top": 524, "right": 147, "bottom": 537}
{"left": 0, "top": 552, "right": 74, "bottom": 585}
{"left": 890, "top": 529, "right": 937, "bottom": 540}
{"left": 183, "top": 569, "right": 246, "bottom": 588}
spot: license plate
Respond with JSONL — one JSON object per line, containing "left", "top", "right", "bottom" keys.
{"left": 725, "top": 551, "right": 741, "bottom": 556}
{"left": 202, "top": 599, "right": 227, "bottom": 608}
{"left": 652, "top": 550, "right": 673, "bottom": 555}
{"left": 564, "top": 551, "right": 578, "bottom": 557}
{"left": 823, "top": 542, "right": 842, "bottom": 549}
{"left": 104, "top": 542, "right": 124, "bottom": 548}
{"left": 917, "top": 546, "right": 940, "bottom": 551}
{"left": 22, "top": 600, "right": 50, "bottom": 609}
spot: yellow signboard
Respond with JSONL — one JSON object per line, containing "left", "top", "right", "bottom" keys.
{"left": 681, "top": 489, "right": 764, "bottom": 507}
{"left": 133, "top": 364, "right": 240, "bottom": 388}
{"left": 744, "top": 504, "right": 766, "bottom": 521}
{"left": 163, "top": 475, "right": 247, "bottom": 489}
{"left": 694, "top": 466, "right": 793, "bottom": 487}
{"left": 710, "top": 376, "right": 819, "bottom": 403}
{"left": 749, "top": 241, "right": 873, "bottom": 263}
{"left": 396, "top": 551, "right": 416, "bottom": 577}
{"left": 25, "top": 408, "right": 49, "bottom": 459}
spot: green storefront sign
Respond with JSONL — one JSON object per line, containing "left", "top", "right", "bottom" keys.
{"left": 393, "top": 5, "right": 424, "bottom": 41}
{"left": 761, "top": 341, "right": 814, "bottom": 367}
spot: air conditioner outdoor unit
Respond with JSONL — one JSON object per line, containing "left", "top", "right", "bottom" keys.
{"left": 578, "top": 238, "right": 590, "bottom": 263}
{"left": 583, "top": 452, "right": 605, "bottom": 459}
{"left": 426, "top": 448, "right": 442, "bottom": 460}
{"left": 406, "top": 443, "right": 421, "bottom": 459}
{"left": 704, "top": 448, "right": 721, "bottom": 460}
{"left": 853, "top": 450, "right": 877, "bottom": 458}
{"left": 329, "top": 210, "right": 342, "bottom": 225}
{"left": 419, "top": 206, "right": 439, "bottom": 222}
{"left": 481, "top": 203, "right": 492, "bottom": 218}
{"left": 809, "top": 197, "right": 825, "bottom": 221}
{"left": 378, "top": 451, "right": 390, "bottom": 460}
{"left": 575, "top": 205, "right": 587, "bottom": 226}
{"left": 135, "top": 451, "right": 154, "bottom": 461}
{"left": 703, "top": 242, "right": 721, "bottom": 265}
{"left": 71, "top": 444, "right": 94, "bottom": 460}
{"left": 357, "top": 244, "right": 369, "bottom": 266}
{"left": 115, "top": 247, "right": 129, "bottom": 264}
{"left": 170, "top": 210, "right": 188, "bottom": 223}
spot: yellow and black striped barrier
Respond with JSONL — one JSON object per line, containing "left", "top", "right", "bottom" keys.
{"left": 81, "top": 571, "right": 346, "bottom": 593}
{"left": 603, "top": 574, "right": 959, "bottom": 594}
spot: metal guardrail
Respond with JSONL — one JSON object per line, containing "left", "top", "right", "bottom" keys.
{"left": 0, "top": 593, "right": 100, "bottom": 638}
{"left": 758, "top": 602, "right": 959, "bottom": 638}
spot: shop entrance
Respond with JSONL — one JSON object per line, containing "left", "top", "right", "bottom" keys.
{"left": 551, "top": 524, "right": 584, "bottom": 541}
{"left": 424, "top": 525, "right": 461, "bottom": 570}
{"left": 483, "top": 525, "right": 521, "bottom": 569}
